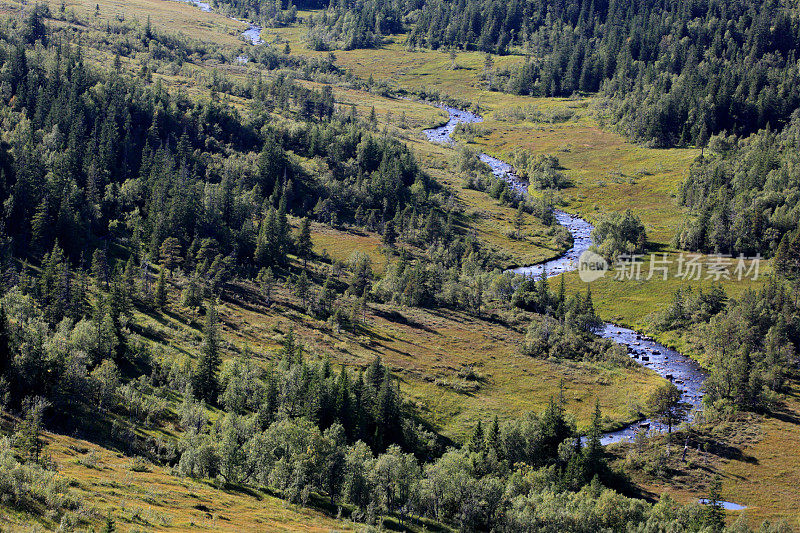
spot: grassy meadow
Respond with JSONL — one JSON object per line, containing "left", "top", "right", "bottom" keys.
{"left": 2, "top": 1, "right": 795, "bottom": 528}
{"left": 611, "top": 381, "right": 800, "bottom": 529}
{"left": 131, "top": 262, "right": 663, "bottom": 442}
{"left": 0, "top": 416, "right": 358, "bottom": 532}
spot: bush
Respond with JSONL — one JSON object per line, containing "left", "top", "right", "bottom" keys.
{"left": 590, "top": 210, "right": 647, "bottom": 262}
{"left": 0, "top": 437, "right": 77, "bottom": 514}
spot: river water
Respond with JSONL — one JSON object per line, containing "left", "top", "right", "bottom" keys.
{"left": 424, "top": 105, "right": 706, "bottom": 444}
{"left": 178, "top": 0, "right": 264, "bottom": 45}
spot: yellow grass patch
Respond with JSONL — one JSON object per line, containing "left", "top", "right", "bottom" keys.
{"left": 0, "top": 430, "right": 356, "bottom": 532}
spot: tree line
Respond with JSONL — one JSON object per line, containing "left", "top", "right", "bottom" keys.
{"left": 652, "top": 279, "right": 797, "bottom": 413}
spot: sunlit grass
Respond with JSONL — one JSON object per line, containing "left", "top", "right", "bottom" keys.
{"left": 0, "top": 429, "right": 357, "bottom": 532}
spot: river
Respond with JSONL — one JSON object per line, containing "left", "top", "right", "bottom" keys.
{"left": 178, "top": 0, "right": 264, "bottom": 45}
{"left": 424, "top": 105, "right": 706, "bottom": 444}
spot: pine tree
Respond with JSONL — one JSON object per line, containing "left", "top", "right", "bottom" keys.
{"left": 278, "top": 326, "right": 303, "bottom": 363}
{"left": 382, "top": 219, "right": 396, "bottom": 247}
{"left": 16, "top": 397, "right": 49, "bottom": 464}
{"left": 295, "top": 217, "right": 313, "bottom": 268}
{"left": 318, "top": 272, "right": 336, "bottom": 316}
{"left": 155, "top": 269, "right": 167, "bottom": 309}
{"left": 40, "top": 245, "right": 69, "bottom": 324}
{"left": 704, "top": 475, "right": 725, "bottom": 531}
{"left": 192, "top": 306, "right": 222, "bottom": 405}
{"left": 485, "top": 415, "right": 500, "bottom": 455}
{"left": 159, "top": 237, "right": 183, "bottom": 276}
{"left": 469, "top": 419, "right": 485, "bottom": 452}
{"left": 123, "top": 258, "right": 136, "bottom": 306}
{"left": 258, "top": 267, "right": 276, "bottom": 306}
{"left": 30, "top": 197, "right": 50, "bottom": 256}
{"left": 293, "top": 270, "right": 310, "bottom": 307}
{"left": 0, "top": 305, "right": 11, "bottom": 405}
{"left": 514, "top": 203, "right": 525, "bottom": 239}
{"left": 254, "top": 209, "right": 275, "bottom": 266}
{"left": 181, "top": 274, "right": 203, "bottom": 312}
{"left": 91, "top": 248, "right": 109, "bottom": 290}
{"left": 276, "top": 190, "right": 290, "bottom": 257}
{"left": 775, "top": 231, "right": 800, "bottom": 278}
{"left": 335, "top": 365, "right": 352, "bottom": 435}
{"left": 584, "top": 399, "right": 604, "bottom": 480}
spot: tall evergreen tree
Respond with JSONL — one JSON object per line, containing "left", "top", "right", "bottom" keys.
{"left": 193, "top": 306, "right": 222, "bottom": 405}
{"left": 295, "top": 217, "right": 313, "bottom": 268}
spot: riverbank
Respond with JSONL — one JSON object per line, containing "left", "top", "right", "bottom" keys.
{"left": 423, "top": 105, "right": 705, "bottom": 444}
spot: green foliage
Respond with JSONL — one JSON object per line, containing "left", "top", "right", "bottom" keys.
{"left": 510, "top": 152, "right": 571, "bottom": 190}
{"left": 590, "top": 210, "right": 647, "bottom": 262}
{"left": 14, "top": 397, "right": 49, "bottom": 464}
{"left": 0, "top": 436, "right": 78, "bottom": 517}
{"left": 653, "top": 285, "right": 727, "bottom": 332}
{"left": 652, "top": 279, "right": 798, "bottom": 413}
{"left": 701, "top": 280, "right": 798, "bottom": 411}
{"left": 305, "top": 2, "right": 402, "bottom": 51}
{"left": 704, "top": 475, "right": 726, "bottom": 532}
{"left": 646, "top": 382, "right": 689, "bottom": 435}
{"left": 192, "top": 307, "right": 222, "bottom": 405}
{"left": 295, "top": 217, "right": 313, "bottom": 265}
{"left": 257, "top": 267, "right": 276, "bottom": 306}
{"left": 677, "top": 118, "right": 800, "bottom": 257}
{"left": 154, "top": 269, "right": 167, "bottom": 309}
{"left": 215, "top": 0, "right": 299, "bottom": 28}
{"left": 0, "top": 32, "right": 431, "bottom": 284}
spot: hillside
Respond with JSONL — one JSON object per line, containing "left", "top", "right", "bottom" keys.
{"left": 0, "top": 0, "right": 798, "bottom": 531}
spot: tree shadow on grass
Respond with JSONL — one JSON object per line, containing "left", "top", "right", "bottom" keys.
{"left": 767, "top": 402, "right": 800, "bottom": 426}
{"left": 373, "top": 308, "right": 439, "bottom": 334}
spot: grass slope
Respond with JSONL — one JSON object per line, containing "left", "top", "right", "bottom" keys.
{"left": 0, "top": 422, "right": 358, "bottom": 532}
{"left": 138, "top": 270, "right": 662, "bottom": 441}
{"left": 611, "top": 380, "right": 800, "bottom": 528}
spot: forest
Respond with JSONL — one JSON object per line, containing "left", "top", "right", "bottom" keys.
{"left": 279, "top": 0, "right": 800, "bottom": 146}
{"left": 247, "top": 0, "right": 800, "bottom": 261}
{"left": 0, "top": 0, "right": 798, "bottom": 531}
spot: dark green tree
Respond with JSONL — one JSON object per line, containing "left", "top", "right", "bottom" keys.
{"left": 295, "top": 217, "right": 313, "bottom": 268}
{"left": 192, "top": 306, "right": 222, "bottom": 405}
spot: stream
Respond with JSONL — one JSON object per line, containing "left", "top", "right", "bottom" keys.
{"left": 178, "top": 0, "right": 264, "bottom": 45}
{"left": 424, "top": 106, "right": 707, "bottom": 444}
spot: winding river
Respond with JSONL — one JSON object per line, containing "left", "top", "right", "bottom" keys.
{"left": 161, "top": 0, "right": 705, "bottom": 443}
{"left": 179, "top": 0, "right": 264, "bottom": 45}
{"left": 424, "top": 106, "right": 706, "bottom": 444}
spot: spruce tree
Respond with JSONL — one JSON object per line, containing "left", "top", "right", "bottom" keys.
{"left": 258, "top": 267, "right": 276, "bottom": 306}
{"left": 192, "top": 306, "right": 222, "bottom": 405}
{"left": 90, "top": 248, "right": 108, "bottom": 290}
{"left": 584, "top": 399, "right": 604, "bottom": 480}
{"left": 382, "top": 219, "right": 396, "bottom": 247}
{"left": 470, "top": 420, "right": 485, "bottom": 453}
{"left": 159, "top": 237, "right": 183, "bottom": 276}
{"left": 293, "top": 271, "right": 310, "bottom": 307}
{"left": 704, "top": 475, "right": 725, "bottom": 531}
{"left": 295, "top": 217, "right": 313, "bottom": 268}
{"left": 155, "top": 269, "right": 167, "bottom": 309}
